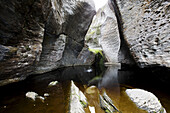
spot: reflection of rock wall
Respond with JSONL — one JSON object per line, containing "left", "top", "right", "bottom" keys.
{"left": 116, "top": 0, "right": 170, "bottom": 68}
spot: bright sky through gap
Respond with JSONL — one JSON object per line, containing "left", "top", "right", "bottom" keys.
{"left": 93, "top": 0, "right": 108, "bottom": 11}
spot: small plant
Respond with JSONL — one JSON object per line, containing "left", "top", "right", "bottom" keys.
{"left": 88, "top": 48, "right": 103, "bottom": 57}
{"left": 80, "top": 100, "right": 88, "bottom": 108}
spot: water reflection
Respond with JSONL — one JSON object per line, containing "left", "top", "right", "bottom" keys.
{"left": 98, "top": 65, "right": 121, "bottom": 88}
{"left": 0, "top": 65, "right": 170, "bottom": 113}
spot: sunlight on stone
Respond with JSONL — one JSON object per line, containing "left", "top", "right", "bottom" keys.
{"left": 93, "top": 0, "right": 108, "bottom": 11}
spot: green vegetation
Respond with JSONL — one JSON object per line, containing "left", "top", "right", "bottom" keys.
{"left": 88, "top": 48, "right": 103, "bottom": 56}
{"left": 80, "top": 100, "right": 88, "bottom": 108}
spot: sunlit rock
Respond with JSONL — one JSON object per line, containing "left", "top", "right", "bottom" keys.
{"left": 126, "top": 89, "right": 166, "bottom": 113}
{"left": 70, "top": 81, "right": 88, "bottom": 113}
{"left": 26, "top": 92, "right": 38, "bottom": 101}
{"left": 85, "top": 1, "right": 120, "bottom": 63}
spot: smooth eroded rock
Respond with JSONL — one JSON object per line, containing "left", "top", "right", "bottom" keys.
{"left": 126, "top": 89, "right": 166, "bottom": 113}
{"left": 85, "top": 1, "right": 120, "bottom": 63}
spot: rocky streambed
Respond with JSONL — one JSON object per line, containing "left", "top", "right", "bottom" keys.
{"left": 0, "top": 66, "right": 169, "bottom": 113}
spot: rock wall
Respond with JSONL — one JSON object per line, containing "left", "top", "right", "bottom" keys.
{"left": 85, "top": 1, "right": 120, "bottom": 63}
{"left": 35, "top": 0, "right": 96, "bottom": 74}
{"left": 0, "top": 0, "right": 51, "bottom": 85}
{"left": 0, "top": 0, "right": 96, "bottom": 85}
{"left": 116, "top": 0, "right": 170, "bottom": 68}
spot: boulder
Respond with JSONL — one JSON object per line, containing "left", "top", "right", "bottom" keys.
{"left": 116, "top": 0, "right": 170, "bottom": 68}
{"left": 26, "top": 92, "right": 38, "bottom": 101}
{"left": 126, "top": 89, "right": 166, "bottom": 113}
{"left": 85, "top": 1, "right": 120, "bottom": 63}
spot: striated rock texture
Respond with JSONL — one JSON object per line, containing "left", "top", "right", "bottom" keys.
{"left": 116, "top": 0, "right": 170, "bottom": 68}
{"left": 0, "top": 0, "right": 50, "bottom": 86}
{"left": 126, "top": 89, "right": 166, "bottom": 113}
{"left": 85, "top": 1, "right": 120, "bottom": 63}
{"left": 35, "top": 0, "right": 96, "bottom": 74}
{"left": 70, "top": 81, "right": 87, "bottom": 113}
{"left": 0, "top": 0, "right": 96, "bottom": 85}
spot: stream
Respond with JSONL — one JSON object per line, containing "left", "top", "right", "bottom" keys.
{"left": 0, "top": 65, "right": 170, "bottom": 113}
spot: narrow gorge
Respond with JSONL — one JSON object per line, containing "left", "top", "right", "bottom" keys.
{"left": 0, "top": 0, "right": 170, "bottom": 113}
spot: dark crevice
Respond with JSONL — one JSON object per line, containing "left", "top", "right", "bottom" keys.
{"left": 109, "top": 0, "right": 137, "bottom": 66}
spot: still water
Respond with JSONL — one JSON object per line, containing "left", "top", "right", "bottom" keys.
{"left": 0, "top": 65, "right": 169, "bottom": 113}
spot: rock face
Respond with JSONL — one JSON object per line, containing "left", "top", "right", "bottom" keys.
{"left": 0, "top": 0, "right": 96, "bottom": 85}
{"left": 126, "top": 89, "right": 166, "bottom": 113}
{"left": 116, "top": 0, "right": 170, "bottom": 68}
{"left": 85, "top": 1, "right": 120, "bottom": 63}
{"left": 0, "top": 0, "right": 50, "bottom": 86}
{"left": 70, "top": 81, "right": 87, "bottom": 113}
{"left": 35, "top": 0, "right": 96, "bottom": 74}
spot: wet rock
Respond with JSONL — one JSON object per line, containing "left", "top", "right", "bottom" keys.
{"left": 126, "top": 89, "right": 166, "bottom": 113}
{"left": 99, "top": 95, "right": 116, "bottom": 113}
{"left": 85, "top": 1, "right": 120, "bottom": 63}
{"left": 70, "top": 81, "right": 88, "bottom": 113}
{"left": 48, "top": 81, "right": 58, "bottom": 87}
{"left": 116, "top": 0, "right": 170, "bottom": 68}
{"left": 85, "top": 86, "right": 98, "bottom": 94}
{"left": 26, "top": 92, "right": 38, "bottom": 101}
{"left": 37, "top": 96, "right": 45, "bottom": 102}
{"left": 103, "top": 92, "right": 119, "bottom": 112}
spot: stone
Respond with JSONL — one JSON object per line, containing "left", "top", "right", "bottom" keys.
{"left": 48, "top": 81, "right": 58, "bottom": 87}
{"left": 85, "top": 1, "right": 120, "bottom": 63}
{"left": 44, "top": 93, "right": 50, "bottom": 97}
{"left": 85, "top": 86, "right": 98, "bottom": 94}
{"left": 116, "top": 0, "right": 170, "bottom": 68}
{"left": 126, "top": 89, "right": 166, "bottom": 113}
{"left": 99, "top": 95, "right": 116, "bottom": 113}
{"left": 26, "top": 92, "right": 38, "bottom": 101}
{"left": 70, "top": 80, "right": 88, "bottom": 113}
{"left": 89, "top": 106, "right": 95, "bottom": 113}
{"left": 37, "top": 96, "right": 45, "bottom": 102}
